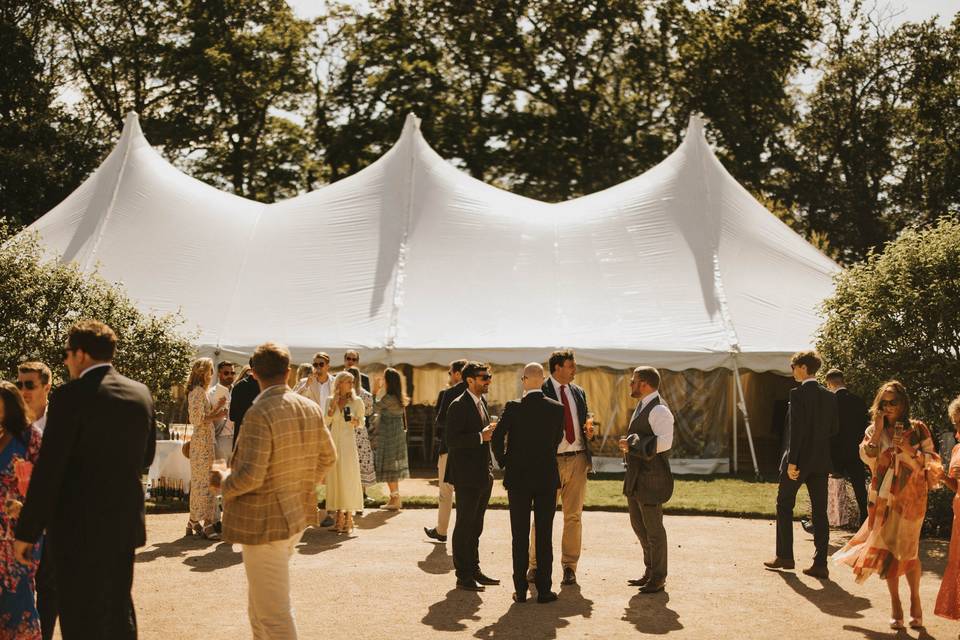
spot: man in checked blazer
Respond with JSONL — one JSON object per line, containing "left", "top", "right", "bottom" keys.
{"left": 211, "top": 342, "right": 337, "bottom": 640}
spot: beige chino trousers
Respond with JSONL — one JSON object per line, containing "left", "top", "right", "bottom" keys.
{"left": 529, "top": 452, "right": 589, "bottom": 571}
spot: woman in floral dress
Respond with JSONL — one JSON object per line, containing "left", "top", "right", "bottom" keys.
{"left": 935, "top": 395, "right": 960, "bottom": 623}
{"left": 833, "top": 381, "right": 940, "bottom": 630}
{"left": 373, "top": 368, "right": 409, "bottom": 510}
{"left": 0, "top": 381, "right": 43, "bottom": 640}
{"left": 347, "top": 367, "right": 377, "bottom": 494}
{"left": 186, "top": 358, "right": 227, "bottom": 539}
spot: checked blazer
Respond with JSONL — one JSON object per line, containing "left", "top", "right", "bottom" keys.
{"left": 222, "top": 385, "right": 337, "bottom": 545}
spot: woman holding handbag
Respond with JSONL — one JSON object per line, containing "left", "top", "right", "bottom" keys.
{"left": 373, "top": 368, "right": 410, "bottom": 510}
{"left": 324, "top": 371, "right": 365, "bottom": 533}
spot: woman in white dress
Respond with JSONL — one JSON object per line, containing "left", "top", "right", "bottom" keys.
{"left": 325, "top": 371, "right": 365, "bottom": 533}
{"left": 347, "top": 367, "right": 377, "bottom": 495}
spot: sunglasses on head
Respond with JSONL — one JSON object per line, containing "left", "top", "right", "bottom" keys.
{"left": 15, "top": 380, "right": 39, "bottom": 390}
{"left": 879, "top": 398, "right": 901, "bottom": 409}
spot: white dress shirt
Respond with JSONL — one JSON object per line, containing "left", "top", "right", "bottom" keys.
{"left": 208, "top": 383, "right": 234, "bottom": 437}
{"left": 33, "top": 412, "right": 47, "bottom": 436}
{"left": 633, "top": 391, "right": 674, "bottom": 453}
{"left": 550, "top": 377, "right": 583, "bottom": 453}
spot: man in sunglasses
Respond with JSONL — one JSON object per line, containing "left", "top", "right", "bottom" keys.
{"left": 18, "top": 361, "right": 58, "bottom": 640}
{"left": 342, "top": 350, "right": 370, "bottom": 393}
{"left": 764, "top": 351, "right": 839, "bottom": 580}
{"left": 17, "top": 362, "right": 52, "bottom": 433}
{"left": 210, "top": 361, "right": 236, "bottom": 462}
{"left": 298, "top": 352, "right": 334, "bottom": 415}
{"left": 445, "top": 361, "right": 499, "bottom": 591}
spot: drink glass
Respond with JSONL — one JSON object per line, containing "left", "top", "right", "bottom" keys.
{"left": 489, "top": 415, "right": 499, "bottom": 428}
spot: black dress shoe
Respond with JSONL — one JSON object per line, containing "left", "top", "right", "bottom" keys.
{"left": 456, "top": 580, "right": 485, "bottom": 592}
{"left": 627, "top": 575, "right": 650, "bottom": 587}
{"left": 561, "top": 567, "right": 576, "bottom": 585}
{"left": 320, "top": 515, "right": 335, "bottom": 528}
{"left": 424, "top": 527, "right": 448, "bottom": 543}
{"left": 474, "top": 571, "right": 500, "bottom": 586}
{"left": 537, "top": 591, "right": 559, "bottom": 603}
{"left": 512, "top": 592, "right": 527, "bottom": 603}
{"left": 803, "top": 564, "right": 829, "bottom": 580}
{"left": 639, "top": 580, "right": 665, "bottom": 594}
{"left": 800, "top": 518, "right": 815, "bottom": 534}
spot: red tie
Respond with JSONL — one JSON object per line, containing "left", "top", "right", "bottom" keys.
{"left": 560, "top": 385, "right": 575, "bottom": 444}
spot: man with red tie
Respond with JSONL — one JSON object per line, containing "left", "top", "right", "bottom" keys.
{"left": 528, "top": 349, "right": 594, "bottom": 587}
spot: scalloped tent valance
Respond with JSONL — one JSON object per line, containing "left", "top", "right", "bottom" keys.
{"left": 25, "top": 112, "right": 839, "bottom": 375}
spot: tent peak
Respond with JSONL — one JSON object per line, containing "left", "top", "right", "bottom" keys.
{"left": 402, "top": 113, "right": 422, "bottom": 133}
{"left": 684, "top": 114, "right": 706, "bottom": 141}
{"left": 121, "top": 111, "right": 144, "bottom": 141}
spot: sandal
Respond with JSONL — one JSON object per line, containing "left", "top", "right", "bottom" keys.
{"left": 908, "top": 617, "right": 923, "bottom": 629}
{"left": 201, "top": 524, "right": 221, "bottom": 540}
{"left": 186, "top": 519, "right": 201, "bottom": 536}
{"left": 889, "top": 619, "right": 904, "bottom": 630}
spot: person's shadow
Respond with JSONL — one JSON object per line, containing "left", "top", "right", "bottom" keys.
{"left": 183, "top": 542, "right": 243, "bottom": 572}
{"left": 296, "top": 526, "right": 346, "bottom": 555}
{"left": 622, "top": 590, "right": 682, "bottom": 634}
{"left": 135, "top": 536, "right": 213, "bottom": 564}
{"left": 418, "top": 543, "right": 454, "bottom": 575}
{"left": 776, "top": 571, "right": 871, "bottom": 618}
{"left": 472, "top": 584, "right": 594, "bottom": 639}
{"left": 422, "top": 588, "right": 482, "bottom": 632}
{"left": 355, "top": 509, "right": 399, "bottom": 530}
{"left": 842, "top": 625, "right": 935, "bottom": 640}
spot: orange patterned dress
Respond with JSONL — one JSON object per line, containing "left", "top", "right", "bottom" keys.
{"left": 935, "top": 444, "right": 960, "bottom": 620}
{"left": 833, "top": 419, "right": 940, "bottom": 582}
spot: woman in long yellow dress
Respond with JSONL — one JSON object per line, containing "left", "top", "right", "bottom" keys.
{"left": 833, "top": 381, "right": 940, "bottom": 630}
{"left": 324, "top": 372, "right": 365, "bottom": 534}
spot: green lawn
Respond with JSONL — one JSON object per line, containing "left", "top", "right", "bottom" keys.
{"left": 148, "top": 474, "right": 810, "bottom": 519}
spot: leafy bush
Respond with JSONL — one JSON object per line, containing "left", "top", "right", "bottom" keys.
{"left": 0, "top": 219, "right": 195, "bottom": 413}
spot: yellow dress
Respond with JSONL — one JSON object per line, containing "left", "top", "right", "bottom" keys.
{"left": 324, "top": 397, "right": 365, "bottom": 512}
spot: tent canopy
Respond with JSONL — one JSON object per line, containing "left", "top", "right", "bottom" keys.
{"left": 27, "top": 112, "right": 839, "bottom": 375}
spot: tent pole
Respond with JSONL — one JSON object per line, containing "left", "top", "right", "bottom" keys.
{"left": 731, "top": 358, "right": 738, "bottom": 473}
{"left": 733, "top": 357, "right": 760, "bottom": 478}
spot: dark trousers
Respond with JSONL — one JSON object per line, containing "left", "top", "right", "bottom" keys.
{"left": 452, "top": 476, "right": 492, "bottom": 582}
{"left": 55, "top": 546, "right": 137, "bottom": 640}
{"left": 776, "top": 470, "right": 828, "bottom": 565}
{"left": 836, "top": 461, "right": 869, "bottom": 524}
{"left": 627, "top": 497, "right": 668, "bottom": 581}
{"left": 508, "top": 488, "right": 556, "bottom": 594}
{"left": 37, "top": 537, "right": 58, "bottom": 640}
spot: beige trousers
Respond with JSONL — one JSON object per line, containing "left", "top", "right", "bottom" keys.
{"left": 241, "top": 530, "right": 304, "bottom": 640}
{"left": 529, "top": 452, "right": 589, "bottom": 571}
{"left": 436, "top": 453, "right": 454, "bottom": 536}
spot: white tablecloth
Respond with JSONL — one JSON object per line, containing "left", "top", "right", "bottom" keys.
{"left": 148, "top": 440, "right": 192, "bottom": 494}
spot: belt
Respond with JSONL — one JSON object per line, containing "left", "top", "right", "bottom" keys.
{"left": 557, "top": 450, "right": 585, "bottom": 457}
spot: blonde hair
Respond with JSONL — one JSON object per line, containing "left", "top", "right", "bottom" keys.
{"left": 949, "top": 394, "right": 960, "bottom": 428}
{"left": 186, "top": 357, "right": 214, "bottom": 392}
{"left": 296, "top": 363, "right": 312, "bottom": 381}
{"left": 329, "top": 371, "right": 358, "bottom": 405}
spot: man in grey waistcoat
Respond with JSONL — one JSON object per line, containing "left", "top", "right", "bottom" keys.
{"left": 619, "top": 366, "right": 675, "bottom": 594}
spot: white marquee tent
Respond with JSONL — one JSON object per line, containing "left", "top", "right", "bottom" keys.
{"left": 25, "top": 112, "right": 840, "bottom": 473}
{"left": 27, "top": 112, "right": 839, "bottom": 373}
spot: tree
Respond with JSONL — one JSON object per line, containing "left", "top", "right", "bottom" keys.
{"left": 817, "top": 217, "right": 960, "bottom": 431}
{"left": 0, "top": 1, "right": 104, "bottom": 227}
{"left": 0, "top": 219, "right": 195, "bottom": 412}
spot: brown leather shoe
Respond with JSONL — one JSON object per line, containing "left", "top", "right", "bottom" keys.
{"left": 802, "top": 564, "right": 829, "bottom": 580}
{"left": 561, "top": 567, "right": 576, "bottom": 585}
{"left": 763, "top": 558, "right": 795, "bottom": 570}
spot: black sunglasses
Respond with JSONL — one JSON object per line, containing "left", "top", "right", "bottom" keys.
{"left": 15, "top": 380, "right": 39, "bottom": 390}
{"left": 476, "top": 374, "right": 493, "bottom": 381}
{"left": 879, "top": 398, "right": 901, "bottom": 409}
{"left": 62, "top": 347, "right": 77, "bottom": 359}
{"left": 313, "top": 362, "right": 326, "bottom": 368}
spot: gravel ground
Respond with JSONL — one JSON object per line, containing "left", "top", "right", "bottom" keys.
{"left": 57, "top": 509, "right": 958, "bottom": 639}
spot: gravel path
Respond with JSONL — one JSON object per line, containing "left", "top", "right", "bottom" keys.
{"left": 62, "top": 510, "right": 958, "bottom": 639}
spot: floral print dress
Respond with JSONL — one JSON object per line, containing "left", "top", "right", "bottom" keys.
{"left": 833, "top": 419, "right": 940, "bottom": 581}
{"left": 0, "top": 426, "right": 42, "bottom": 640}
{"left": 188, "top": 386, "right": 219, "bottom": 524}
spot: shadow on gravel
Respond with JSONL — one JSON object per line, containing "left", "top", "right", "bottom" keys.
{"left": 776, "top": 571, "right": 871, "bottom": 618}
{"left": 135, "top": 535, "right": 215, "bottom": 564}
{"left": 418, "top": 543, "right": 454, "bottom": 575}
{"left": 356, "top": 509, "right": 400, "bottom": 530}
{"left": 422, "top": 588, "right": 482, "bottom": 632}
{"left": 842, "top": 625, "right": 934, "bottom": 639}
{"left": 622, "top": 590, "right": 682, "bottom": 635}
{"left": 183, "top": 542, "right": 242, "bottom": 572}
{"left": 472, "top": 584, "right": 594, "bottom": 639}
{"left": 296, "top": 526, "right": 346, "bottom": 555}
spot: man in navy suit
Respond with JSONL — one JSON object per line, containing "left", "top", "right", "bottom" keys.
{"left": 445, "top": 361, "right": 499, "bottom": 591}
{"left": 492, "top": 363, "right": 564, "bottom": 603}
